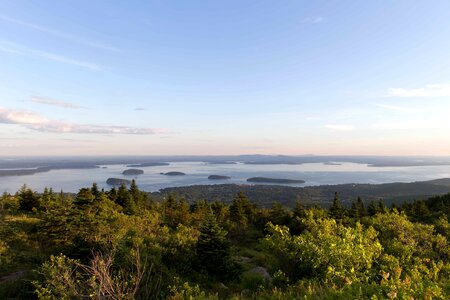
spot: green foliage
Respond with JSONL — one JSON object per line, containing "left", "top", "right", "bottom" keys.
{"left": 229, "top": 192, "right": 254, "bottom": 229}
{"left": 264, "top": 215, "right": 382, "bottom": 286}
{"left": 1, "top": 183, "right": 450, "bottom": 298}
{"left": 17, "top": 185, "right": 40, "bottom": 212}
{"left": 168, "top": 280, "right": 215, "bottom": 300}
{"left": 196, "top": 212, "right": 239, "bottom": 282}
{"left": 240, "top": 271, "right": 267, "bottom": 292}
{"left": 0, "top": 239, "right": 8, "bottom": 265}
{"left": 34, "top": 254, "right": 83, "bottom": 299}
{"left": 34, "top": 249, "right": 155, "bottom": 300}
{"left": 368, "top": 211, "right": 450, "bottom": 264}
{"left": 0, "top": 192, "right": 19, "bottom": 213}
{"left": 163, "top": 225, "right": 199, "bottom": 274}
{"left": 350, "top": 197, "right": 365, "bottom": 218}
{"left": 329, "top": 192, "right": 344, "bottom": 219}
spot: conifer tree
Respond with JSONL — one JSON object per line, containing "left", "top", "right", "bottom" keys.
{"left": 17, "top": 184, "right": 40, "bottom": 211}
{"left": 330, "top": 192, "right": 343, "bottom": 219}
{"left": 367, "top": 200, "right": 378, "bottom": 216}
{"left": 230, "top": 192, "right": 253, "bottom": 228}
{"left": 196, "top": 210, "right": 237, "bottom": 281}
{"left": 350, "top": 197, "right": 365, "bottom": 218}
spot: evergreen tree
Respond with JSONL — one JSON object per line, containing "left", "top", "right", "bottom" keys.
{"left": 107, "top": 187, "right": 118, "bottom": 203}
{"left": 269, "top": 202, "right": 291, "bottom": 226}
{"left": 412, "top": 199, "right": 430, "bottom": 220}
{"left": 367, "top": 200, "right": 378, "bottom": 216}
{"left": 90, "top": 183, "right": 100, "bottom": 199}
{"left": 17, "top": 184, "right": 40, "bottom": 211}
{"left": 329, "top": 192, "right": 343, "bottom": 219}
{"left": 293, "top": 201, "right": 306, "bottom": 219}
{"left": 129, "top": 179, "right": 145, "bottom": 208}
{"left": 230, "top": 192, "right": 253, "bottom": 228}
{"left": 211, "top": 201, "right": 229, "bottom": 225}
{"left": 74, "top": 188, "right": 95, "bottom": 206}
{"left": 116, "top": 184, "right": 131, "bottom": 207}
{"left": 378, "top": 199, "right": 387, "bottom": 214}
{"left": 350, "top": 197, "right": 365, "bottom": 218}
{"left": 196, "top": 210, "right": 238, "bottom": 281}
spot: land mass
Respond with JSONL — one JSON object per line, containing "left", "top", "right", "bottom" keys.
{"left": 0, "top": 163, "right": 99, "bottom": 177}
{"left": 208, "top": 175, "right": 231, "bottom": 180}
{"left": 152, "top": 178, "right": 450, "bottom": 208}
{"left": 122, "top": 169, "right": 144, "bottom": 175}
{"left": 106, "top": 178, "right": 131, "bottom": 185}
{"left": 247, "top": 177, "right": 305, "bottom": 184}
{"left": 162, "top": 172, "right": 186, "bottom": 176}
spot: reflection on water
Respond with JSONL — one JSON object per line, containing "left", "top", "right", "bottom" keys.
{"left": 1, "top": 162, "right": 449, "bottom": 193}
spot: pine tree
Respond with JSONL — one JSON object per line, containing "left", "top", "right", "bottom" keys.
{"left": 230, "top": 192, "right": 253, "bottom": 228}
{"left": 330, "top": 192, "right": 343, "bottom": 219}
{"left": 17, "top": 184, "right": 40, "bottom": 211}
{"left": 350, "top": 197, "right": 365, "bottom": 218}
{"left": 293, "top": 200, "right": 306, "bottom": 219}
{"left": 196, "top": 210, "right": 238, "bottom": 281}
{"left": 90, "top": 183, "right": 100, "bottom": 199}
{"left": 74, "top": 188, "right": 95, "bottom": 206}
{"left": 377, "top": 199, "right": 387, "bottom": 214}
{"left": 367, "top": 200, "right": 378, "bottom": 216}
{"left": 129, "top": 179, "right": 145, "bottom": 208}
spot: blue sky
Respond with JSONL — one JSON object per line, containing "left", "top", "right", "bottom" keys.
{"left": 1, "top": 1, "right": 450, "bottom": 156}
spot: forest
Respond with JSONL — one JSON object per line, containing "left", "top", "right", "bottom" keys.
{"left": 0, "top": 181, "right": 449, "bottom": 299}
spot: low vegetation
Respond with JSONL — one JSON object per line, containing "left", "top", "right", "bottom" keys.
{"left": 0, "top": 182, "right": 449, "bottom": 299}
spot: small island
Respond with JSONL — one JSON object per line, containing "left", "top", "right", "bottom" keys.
{"left": 162, "top": 171, "right": 186, "bottom": 176}
{"left": 246, "top": 177, "right": 305, "bottom": 184}
{"left": 106, "top": 178, "right": 131, "bottom": 185}
{"left": 208, "top": 175, "right": 231, "bottom": 180}
{"left": 122, "top": 169, "right": 144, "bottom": 175}
{"left": 127, "top": 162, "right": 170, "bottom": 167}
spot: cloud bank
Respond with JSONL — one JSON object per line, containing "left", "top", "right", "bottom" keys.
{"left": 0, "top": 108, "right": 165, "bottom": 134}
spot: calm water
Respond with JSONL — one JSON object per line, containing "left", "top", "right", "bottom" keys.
{"left": 1, "top": 162, "right": 450, "bottom": 193}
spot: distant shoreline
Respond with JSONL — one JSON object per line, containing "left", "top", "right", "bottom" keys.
{"left": 2, "top": 155, "right": 450, "bottom": 171}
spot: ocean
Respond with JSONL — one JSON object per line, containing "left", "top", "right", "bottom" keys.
{"left": 1, "top": 161, "right": 450, "bottom": 193}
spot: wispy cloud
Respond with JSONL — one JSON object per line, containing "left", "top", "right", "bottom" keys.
{"left": 371, "top": 120, "right": 440, "bottom": 131}
{"left": 373, "top": 103, "right": 435, "bottom": 114}
{"left": 387, "top": 83, "right": 450, "bottom": 98}
{"left": 0, "top": 40, "right": 102, "bottom": 71}
{"left": 0, "top": 107, "right": 166, "bottom": 134}
{"left": 31, "top": 96, "right": 84, "bottom": 109}
{"left": 324, "top": 124, "right": 355, "bottom": 131}
{"left": 134, "top": 107, "right": 147, "bottom": 111}
{"left": 0, "top": 45, "right": 22, "bottom": 54}
{"left": 0, "top": 14, "right": 120, "bottom": 52}
{"left": 302, "top": 16, "right": 324, "bottom": 24}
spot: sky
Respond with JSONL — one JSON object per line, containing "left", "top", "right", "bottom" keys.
{"left": 1, "top": 1, "right": 450, "bottom": 156}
